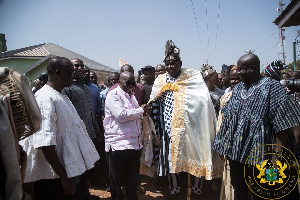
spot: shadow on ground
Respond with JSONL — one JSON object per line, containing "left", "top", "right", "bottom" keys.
{"left": 90, "top": 173, "right": 222, "bottom": 200}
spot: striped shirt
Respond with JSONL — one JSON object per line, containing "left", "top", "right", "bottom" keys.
{"left": 212, "top": 77, "right": 300, "bottom": 164}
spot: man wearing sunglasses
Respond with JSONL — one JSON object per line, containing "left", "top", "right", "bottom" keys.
{"left": 148, "top": 40, "right": 222, "bottom": 196}
{"left": 103, "top": 71, "right": 151, "bottom": 200}
{"left": 108, "top": 64, "right": 146, "bottom": 106}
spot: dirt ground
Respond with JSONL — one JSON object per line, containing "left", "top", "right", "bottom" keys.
{"left": 89, "top": 174, "right": 222, "bottom": 200}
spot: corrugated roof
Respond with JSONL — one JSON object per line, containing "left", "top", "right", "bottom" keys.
{"left": 15, "top": 46, "right": 49, "bottom": 57}
{"left": 0, "top": 43, "right": 46, "bottom": 58}
{"left": 0, "top": 43, "right": 117, "bottom": 73}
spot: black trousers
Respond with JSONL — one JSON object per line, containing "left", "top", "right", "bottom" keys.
{"left": 229, "top": 160, "right": 252, "bottom": 200}
{"left": 107, "top": 149, "right": 141, "bottom": 200}
{"left": 34, "top": 176, "right": 83, "bottom": 200}
{"left": 34, "top": 179, "right": 64, "bottom": 200}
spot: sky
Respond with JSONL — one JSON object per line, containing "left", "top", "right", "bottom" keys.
{"left": 0, "top": 0, "right": 299, "bottom": 73}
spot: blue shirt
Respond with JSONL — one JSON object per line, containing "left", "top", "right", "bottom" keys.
{"left": 86, "top": 82, "right": 101, "bottom": 115}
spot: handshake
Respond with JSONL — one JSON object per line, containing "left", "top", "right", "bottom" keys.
{"left": 141, "top": 104, "right": 152, "bottom": 115}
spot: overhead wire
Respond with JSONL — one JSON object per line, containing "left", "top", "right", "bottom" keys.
{"left": 259, "top": 27, "right": 296, "bottom": 56}
{"left": 254, "top": 31, "right": 276, "bottom": 53}
{"left": 205, "top": 0, "right": 210, "bottom": 63}
{"left": 213, "top": 0, "right": 222, "bottom": 65}
{"left": 190, "top": 0, "right": 207, "bottom": 62}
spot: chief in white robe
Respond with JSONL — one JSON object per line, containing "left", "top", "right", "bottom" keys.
{"left": 148, "top": 68, "right": 223, "bottom": 180}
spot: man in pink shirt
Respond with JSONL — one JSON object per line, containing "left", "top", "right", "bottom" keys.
{"left": 103, "top": 71, "right": 150, "bottom": 200}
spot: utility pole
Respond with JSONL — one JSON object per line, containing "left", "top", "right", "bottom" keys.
{"left": 277, "top": 0, "right": 286, "bottom": 64}
{"left": 294, "top": 32, "right": 300, "bottom": 71}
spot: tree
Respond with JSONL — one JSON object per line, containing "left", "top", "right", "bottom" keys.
{"left": 284, "top": 60, "right": 300, "bottom": 72}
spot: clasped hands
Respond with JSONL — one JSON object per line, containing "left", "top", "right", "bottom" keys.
{"left": 141, "top": 104, "right": 152, "bottom": 116}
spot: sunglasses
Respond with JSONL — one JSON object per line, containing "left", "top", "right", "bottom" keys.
{"left": 125, "top": 80, "right": 136, "bottom": 86}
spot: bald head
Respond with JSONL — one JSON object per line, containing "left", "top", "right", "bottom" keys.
{"left": 46, "top": 56, "right": 74, "bottom": 91}
{"left": 237, "top": 53, "right": 261, "bottom": 85}
{"left": 47, "top": 57, "right": 73, "bottom": 75}
{"left": 237, "top": 53, "right": 260, "bottom": 71}
{"left": 120, "top": 71, "right": 134, "bottom": 81}
{"left": 119, "top": 71, "right": 135, "bottom": 95}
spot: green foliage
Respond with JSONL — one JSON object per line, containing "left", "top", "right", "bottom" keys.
{"left": 284, "top": 60, "right": 300, "bottom": 72}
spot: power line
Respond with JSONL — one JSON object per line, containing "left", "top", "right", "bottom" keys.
{"left": 213, "top": 0, "right": 222, "bottom": 64}
{"left": 205, "top": 0, "right": 210, "bottom": 62}
{"left": 254, "top": 31, "right": 276, "bottom": 52}
{"left": 190, "top": 0, "right": 206, "bottom": 61}
{"left": 260, "top": 28, "right": 296, "bottom": 56}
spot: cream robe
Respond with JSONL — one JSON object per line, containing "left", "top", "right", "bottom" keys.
{"left": 149, "top": 68, "right": 223, "bottom": 179}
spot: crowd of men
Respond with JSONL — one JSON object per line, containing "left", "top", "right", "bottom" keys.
{"left": 1, "top": 40, "right": 300, "bottom": 200}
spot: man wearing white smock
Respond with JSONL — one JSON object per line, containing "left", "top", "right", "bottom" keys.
{"left": 21, "top": 57, "right": 99, "bottom": 200}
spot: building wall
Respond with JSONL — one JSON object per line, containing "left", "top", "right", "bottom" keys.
{"left": 0, "top": 56, "right": 117, "bottom": 87}
{"left": 0, "top": 58, "right": 39, "bottom": 73}
{"left": 0, "top": 57, "right": 47, "bottom": 86}
{"left": 25, "top": 63, "right": 48, "bottom": 84}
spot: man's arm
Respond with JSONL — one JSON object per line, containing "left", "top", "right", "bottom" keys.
{"left": 40, "top": 145, "right": 76, "bottom": 195}
{"left": 107, "top": 93, "right": 144, "bottom": 122}
{"left": 271, "top": 129, "right": 290, "bottom": 164}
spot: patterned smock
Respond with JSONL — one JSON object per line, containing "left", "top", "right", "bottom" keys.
{"left": 212, "top": 77, "right": 300, "bottom": 165}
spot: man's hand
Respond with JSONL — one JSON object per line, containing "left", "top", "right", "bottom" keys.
{"left": 40, "top": 145, "right": 76, "bottom": 195}
{"left": 61, "top": 178, "right": 76, "bottom": 195}
{"left": 218, "top": 153, "right": 226, "bottom": 160}
{"left": 141, "top": 104, "right": 151, "bottom": 115}
{"left": 19, "top": 145, "right": 27, "bottom": 181}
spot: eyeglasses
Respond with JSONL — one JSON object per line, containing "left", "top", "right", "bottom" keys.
{"left": 125, "top": 80, "right": 136, "bottom": 86}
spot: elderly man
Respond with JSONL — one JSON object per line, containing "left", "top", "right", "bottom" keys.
{"left": 104, "top": 71, "right": 150, "bottom": 200}
{"left": 148, "top": 40, "right": 221, "bottom": 195}
{"left": 212, "top": 53, "right": 300, "bottom": 200}
{"left": 22, "top": 57, "right": 99, "bottom": 200}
